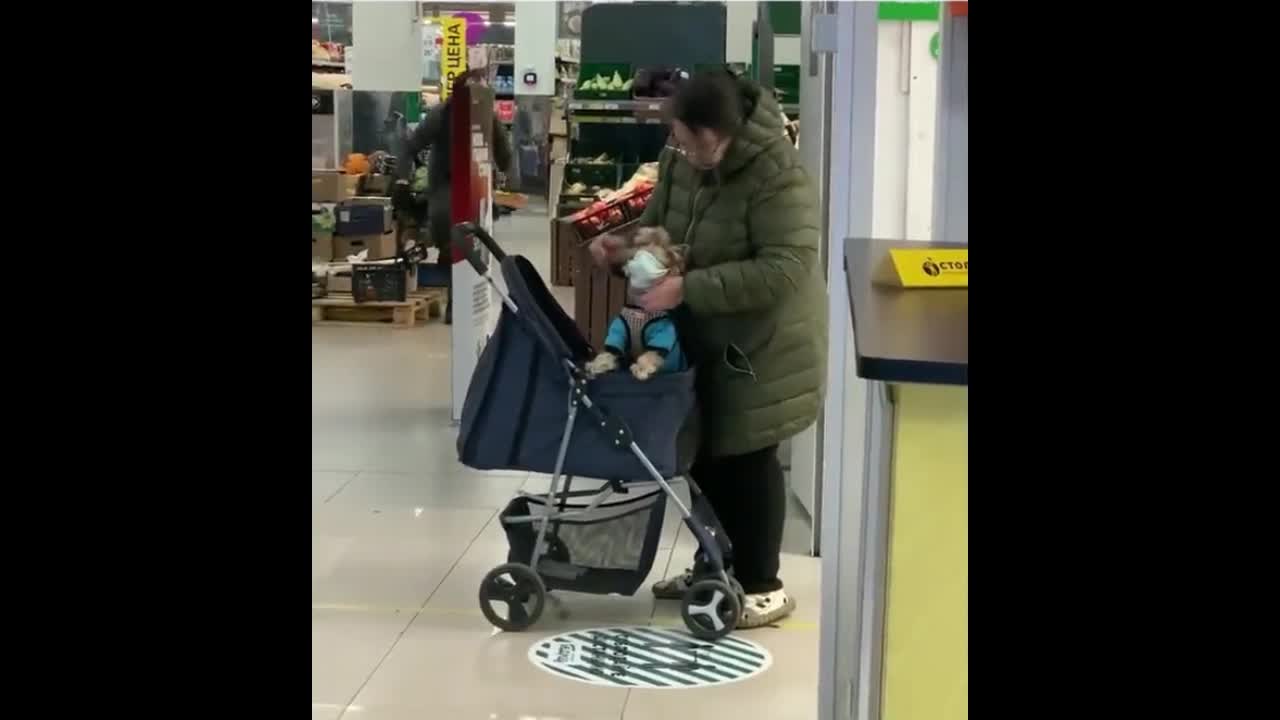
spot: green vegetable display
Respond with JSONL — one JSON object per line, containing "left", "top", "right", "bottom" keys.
{"left": 312, "top": 204, "right": 336, "bottom": 233}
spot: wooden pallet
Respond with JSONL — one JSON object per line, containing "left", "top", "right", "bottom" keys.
{"left": 312, "top": 289, "right": 444, "bottom": 328}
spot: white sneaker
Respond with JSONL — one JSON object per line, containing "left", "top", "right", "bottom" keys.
{"left": 738, "top": 589, "right": 796, "bottom": 628}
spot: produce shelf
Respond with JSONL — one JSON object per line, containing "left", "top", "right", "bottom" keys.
{"left": 568, "top": 99, "right": 665, "bottom": 112}
{"left": 569, "top": 98, "right": 795, "bottom": 119}
{"left": 571, "top": 115, "right": 665, "bottom": 126}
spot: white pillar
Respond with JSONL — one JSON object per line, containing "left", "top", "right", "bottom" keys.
{"left": 351, "top": 1, "right": 423, "bottom": 91}
{"left": 872, "top": 17, "right": 940, "bottom": 242}
{"left": 933, "top": 10, "right": 968, "bottom": 243}
{"left": 819, "top": 2, "right": 878, "bottom": 716}
{"left": 775, "top": 35, "right": 802, "bottom": 65}
{"left": 789, "top": 0, "right": 836, "bottom": 551}
{"left": 515, "top": 1, "right": 557, "bottom": 96}
{"left": 725, "top": 0, "right": 756, "bottom": 65}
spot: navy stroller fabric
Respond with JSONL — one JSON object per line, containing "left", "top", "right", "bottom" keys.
{"left": 457, "top": 255, "right": 698, "bottom": 481}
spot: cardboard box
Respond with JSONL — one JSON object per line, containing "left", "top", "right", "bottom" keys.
{"left": 346, "top": 196, "right": 394, "bottom": 209}
{"left": 362, "top": 174, "right": 393, "bottom": 195}
{"left": 313, "top": 231, "right": 334, "bottom": 261}
{"left": 337, "top": 203, "right": 394, "bottom": 235}
{"left": 334, "top": 229, "right": 397, "bottom": 260}
{"left": 312, "top": 171, "right": 360, "bottom": 202}
{"left": 328, "top": 269, "right": 352, "bottom": 293}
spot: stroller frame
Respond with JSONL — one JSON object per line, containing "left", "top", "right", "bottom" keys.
{"left": 455, "top": 222, "right": 745, "bottom": 641}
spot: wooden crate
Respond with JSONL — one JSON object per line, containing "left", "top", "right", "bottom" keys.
{"left": 573, "top": 244, "right": 627, "bottom": 351}
{"left": 551, "top": 218, "right": 576, "bottom": 287}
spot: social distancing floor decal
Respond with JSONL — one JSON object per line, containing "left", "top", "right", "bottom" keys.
{"left": 529, "top": 626, "right": 773, "bottom": 688}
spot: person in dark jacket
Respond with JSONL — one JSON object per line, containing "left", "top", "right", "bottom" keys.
{"left": 589, "top": 71, "right": 826, "bottom": 628}
{"left": 404, "top": 68, "right": 513, "bottom": 323}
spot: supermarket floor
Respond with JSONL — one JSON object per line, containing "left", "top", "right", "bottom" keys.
{"left": 312, "top": 205, "right": 821, "bottom": 720}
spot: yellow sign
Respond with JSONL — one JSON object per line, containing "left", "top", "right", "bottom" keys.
{"left": 884, "top": 248, "right": 968, "bottom": 288}
{"left": 440, "top": 16, "right": 468, "bottom": 101}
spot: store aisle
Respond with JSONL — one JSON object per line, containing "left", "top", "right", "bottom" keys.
{"left": 313, "top": 207, "right": 821, "bottom": 720}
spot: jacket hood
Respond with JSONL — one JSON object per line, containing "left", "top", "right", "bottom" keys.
{"left": 720, "top": 76, "right": 786, "bottom": 177}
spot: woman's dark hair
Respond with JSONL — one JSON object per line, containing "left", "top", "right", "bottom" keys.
{"left": 669, "top": 71, "right": 744, "bottom": 137}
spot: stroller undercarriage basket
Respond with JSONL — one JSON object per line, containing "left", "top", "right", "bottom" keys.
{"left": 452, "top": 222, "right": 742, "bottom": 641}
{"left": 500, "top": 487, "right": 666, "bottom": 596}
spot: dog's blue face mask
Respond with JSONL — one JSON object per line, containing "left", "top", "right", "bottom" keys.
{"left": 623, "top": 249, "right": 669, "bottom": 291}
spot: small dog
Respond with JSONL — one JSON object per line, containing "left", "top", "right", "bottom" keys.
{"left": 585, "top": 227, "right": 688, "bottom": 381}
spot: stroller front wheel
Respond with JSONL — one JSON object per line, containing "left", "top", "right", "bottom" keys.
{"left": 680, "top": 578, "right": 741, "bottom": 641}
{"left": 479, "top": 562, "right": 546, "bottom": 632}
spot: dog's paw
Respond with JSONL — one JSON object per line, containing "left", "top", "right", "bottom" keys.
{"left": 630, "top": 352, "right": 663, "bottom": 381}
{"left": 585, "top": 353, "right": 618, "bottom": 378}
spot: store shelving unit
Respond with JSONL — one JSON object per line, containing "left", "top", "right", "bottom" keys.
{"left": 569, "top": 100, "right": 667, "bottom": 127}
{"left": 312, "top": 59, "right": 347, "bottom": 72}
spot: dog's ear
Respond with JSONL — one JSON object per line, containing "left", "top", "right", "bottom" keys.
{"left": 650, "top": 228, "right": 674, "bottom": 249}
{"left": 632, "top": 227, "right": 657, "bottom": 248}
{"left": 668, "top": 244, "right": 689, "bottom": 272}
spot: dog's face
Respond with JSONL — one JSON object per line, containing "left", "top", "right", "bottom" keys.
{"left": 629, "top": 227, "right": 687, "bottom": 275}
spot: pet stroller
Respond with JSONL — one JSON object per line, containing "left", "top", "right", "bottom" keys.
{"left": 452, "top": 222, "right": 744, "bottom": 641}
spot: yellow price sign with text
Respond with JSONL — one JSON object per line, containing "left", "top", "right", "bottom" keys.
{"left": 440, "top": 16, "right": 468, "bottom": 101}
{"left": 885, "top": 248, "right": 968, "bottom": 288}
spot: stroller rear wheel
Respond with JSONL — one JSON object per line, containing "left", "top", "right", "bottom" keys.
{"left": 479, "top": 562, "right": 546, "bottom": 632}
{"left": 680, "top": 578, "right": 741, "bottom": 641}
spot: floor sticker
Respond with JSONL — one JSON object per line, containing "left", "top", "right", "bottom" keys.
{"left": 529, "top": 626, "right": 773, "bottom": 689}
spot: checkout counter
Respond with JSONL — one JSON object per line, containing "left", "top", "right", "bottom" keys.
{"left": 841, "top": 236, "right": 967, "bottom": 720}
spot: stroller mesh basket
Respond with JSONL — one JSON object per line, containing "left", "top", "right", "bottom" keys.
{"left": 500, "top": 488, "right": 667, "bottom": 596}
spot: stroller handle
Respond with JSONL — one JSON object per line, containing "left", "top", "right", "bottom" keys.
{"left": 451, "top": 221, "right": 506, "bottom": 275}
{"left": 451, "top": 221, "right": 520, "bottom": 315}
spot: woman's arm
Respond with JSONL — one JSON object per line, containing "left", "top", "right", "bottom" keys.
{"left": 682, "top": 165, "right": 819, "bottom": 316}
{"left": 490, "top": 121, "right": 513, "bottom": 173}
{"left": 406, "top": 102, "right": 447, "bottom": 158}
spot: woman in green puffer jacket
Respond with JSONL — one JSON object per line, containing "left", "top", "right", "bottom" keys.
{"left": 589, "top": 71, "right": 827, "bottom": 628}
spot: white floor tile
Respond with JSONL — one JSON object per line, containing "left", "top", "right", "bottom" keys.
{"left": 313, "top": 205, "right": 822, "bottom": 720}
{"left": 348, "top": 620, "right": 630, "bottom": 720}
{"left": 314, "top": 471, "right": 357, "bottom": 507}
{"left": 312, "top": 608, "right": 415, "bottom": 714}
{"left": 313, "top": 506, "right": 495, "bottom": 609}
{"left": 327, "top": 471, "right": 526, "bottom": 512}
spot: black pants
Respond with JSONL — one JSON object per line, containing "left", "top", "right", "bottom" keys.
{"left": 691, "top": 444, "right": 786, "bottom": 595}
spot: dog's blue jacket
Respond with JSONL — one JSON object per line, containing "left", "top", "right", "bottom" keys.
{"left": 603, "top": 305, "right": 687, "bottom": 373}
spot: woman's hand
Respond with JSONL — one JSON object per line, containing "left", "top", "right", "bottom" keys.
{"left": 588, "top": 233, "right": 626, "bottom": 268}
{"left": 639, "top": 276, "right": 684, "bottom": 313}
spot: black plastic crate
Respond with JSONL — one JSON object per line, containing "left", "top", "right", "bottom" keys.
{"left": 352, "top": 263, "right": 408, "bottom": 303}
{"left": 565, "top": 161, "right": 620, "bottom": 190}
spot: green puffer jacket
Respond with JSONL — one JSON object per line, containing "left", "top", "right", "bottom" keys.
{"left": 638, "top": 77, "right": 827, "bottom": 458}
